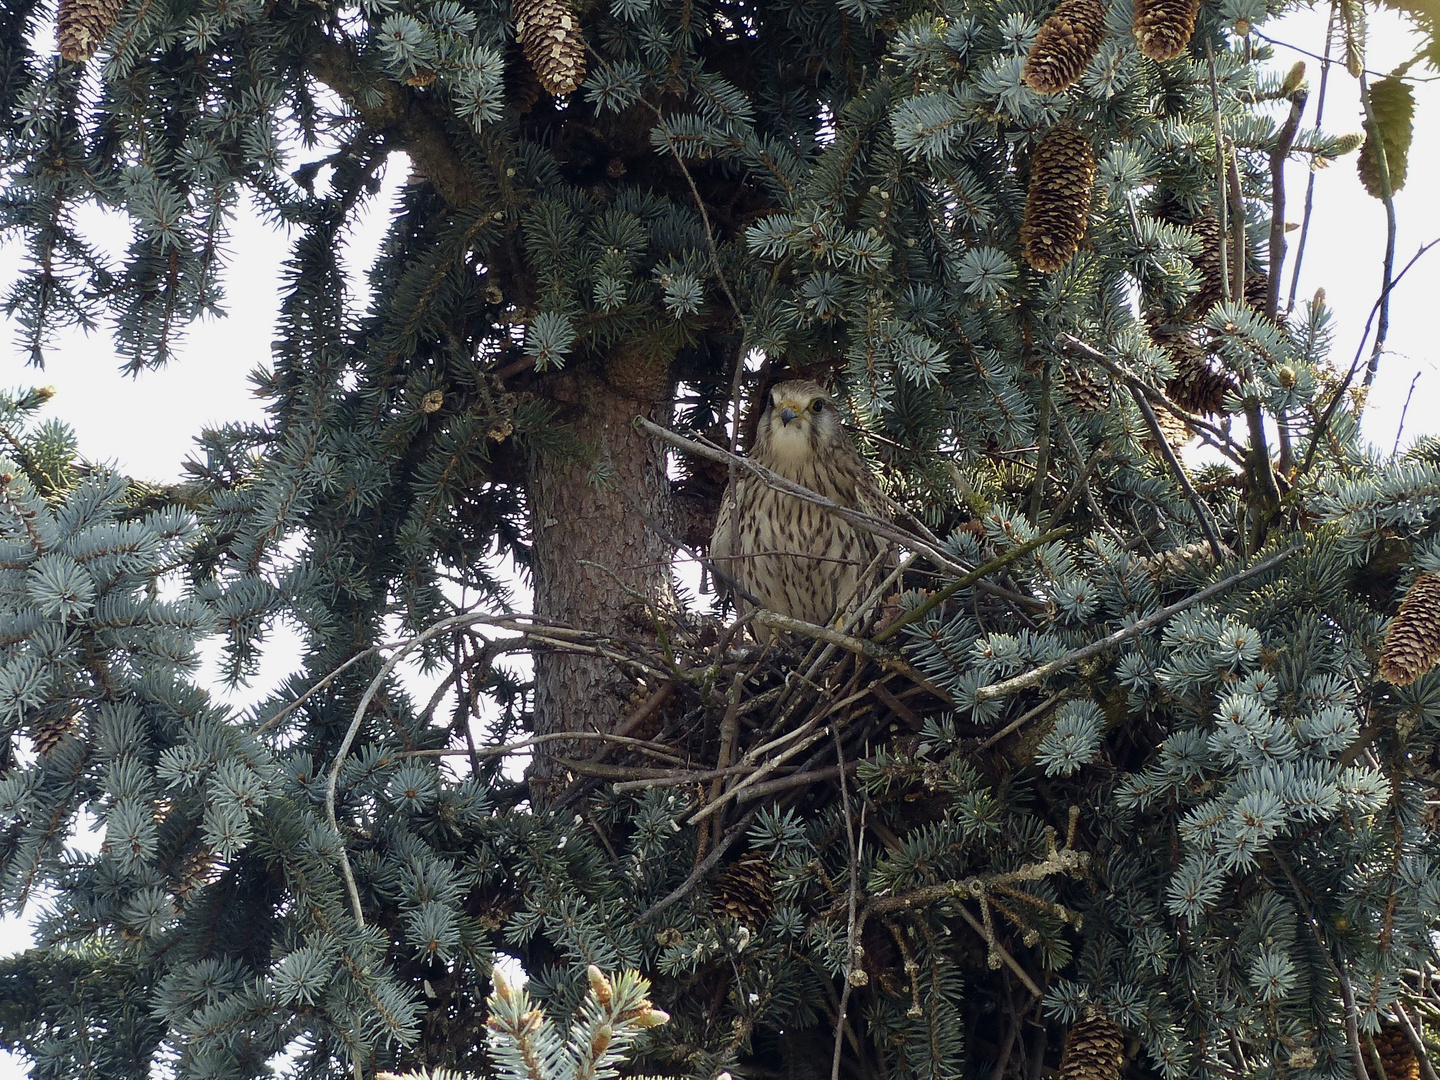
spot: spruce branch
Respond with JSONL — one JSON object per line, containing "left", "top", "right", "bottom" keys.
{"left": 1275, "top": 852, "right": 1372, "bottom": 1080}
{"left": 1054, "top": 336, "right": 1247, "bottom": 465}
{"left": 974, "top": 547, "right": 1296, "bottom": 701}
{"left": 304, "top": 30, "right": 483, "bottom": 208}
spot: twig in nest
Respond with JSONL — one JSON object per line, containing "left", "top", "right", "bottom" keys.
{"left": 1275, "top": 852, "right": 1372, "bottom": 1080}
{"left": 731, "top": 762, "right": 855, "bottom": 803}
{"left": 873, "top": 527, "right": 1067, "bottom": 644}
{"left": 688, "top": 719, "right": 831, "bottom": 825}
{"left": 753, "top": 610, "right": 953, "bottom": 702}
{"left": 611, "top": 761, "right": 778, "bottom": 792}
{"left": 831, "top": 724, "right": 865, "bottom": 1080}
{"left": 401, "top": 730, "right": 684, "bottom": 763}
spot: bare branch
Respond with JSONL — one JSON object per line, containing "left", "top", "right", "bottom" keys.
{"left": 1128, "top": 386, "right": 1228, "bottom": 563}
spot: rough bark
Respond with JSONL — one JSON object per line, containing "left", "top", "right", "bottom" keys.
{"left": 526, "top": 345, "right": 676, "bottom": 801}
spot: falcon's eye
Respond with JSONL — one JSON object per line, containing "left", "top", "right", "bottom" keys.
{"left": 811, "top": 399, "right": 825, "bottom": 413}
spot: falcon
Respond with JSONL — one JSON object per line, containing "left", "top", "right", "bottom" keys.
{"left": 710, "top": 380, "right": 890, "bottom": 638}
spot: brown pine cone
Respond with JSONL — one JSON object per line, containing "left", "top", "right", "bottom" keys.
{"left": 711, "top": 851, "right": 774, "bottom": 929}
{"left": 1139, "top": 540, "right": 1230, "bottom": 579}
{"left": 1373, "top": 1026, "right": 1420, "bottom": 1080}
{"left": 1154, "top": 329, "right": 1237, "bottom": 416}
{"left": 1062, "top": 361, "right": 1111, "bottom": 411}
{"left": 57, "top": 0, "right": 124, "bottom": 62}
{"left": 1021, "top": 127, "right": 1096, "bottom": 273}
{"left": 1058, "top": 1013, "right": 1126, "bottom": 1080}
{"left": 1023, "top": 0, "right": 1110, "bottom": 94}
{"left": 1183, "top": 217, "right": 1268, "bottom": 318}
{"left": 512, "top": 0, "right": 586, "bottom": 96}
{"left": 30, "top": 709, "right": 79, "bottom": 755}
{"left": 1380, "top": 571, "right": 1440, "bottom": 686}
{"left": 1132, "top": 0, "right": 1199, "bottom": 62}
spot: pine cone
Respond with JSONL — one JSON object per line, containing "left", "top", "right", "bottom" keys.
{"left": 175, "top": 847, "right": 218, "bottom": 901}
{"left": 506, "top": 42, "right": 546, "bottom": 114}
{"left": 1140, "top": 404, "right": 1191, "bottom": 456}
{"left": 1062, "top": 361, "right": 1111, "bottom": 411}
{"left": 1358, "top": 77, "right": 1415, "bottom": 198}
{"left": 1021, "top": 127, "right": 1096, "bottom": 273}
{"left": 1379, "top": 571, "right": 1440, "bottom": 686}
{"left": 711, "top": 852, "right": 774, "bottom": 928}
{"left": 1131, "top": 0, "right": 1199, "bottom": 62}
{"left": 1374, "top": 1026, "right": 1420, "bottom": 1080}
{"left": 30, "top": 709, "right": 79, "bottom": 755}
{"left": 1155, "top": 330, "right": 1236, "bottom": 416}
{"left": 1023, "top": 0, "right": 1110, "bottom": 94}
{"left": 512, "top": 0, "right": 586, "bottom": 96}
{"left": 1058, "top": 1014, "right": 1125, "bottom": 1080}
{"left": 57, "top": 0, "right": 124, "bottom": 62}
{"left": 1185, "top": 215, "right": 1225, "bottom": 314}
{"left": 1138, "top": 540, "right": 1228, "bottom": 579}
{"left": 1183, "top": 217, "right": 1268, "bottom": 318}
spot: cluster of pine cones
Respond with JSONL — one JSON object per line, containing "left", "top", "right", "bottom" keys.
{"left": 1016, "top": 0, "right": 1204, "bottom": 279}
{"left": 1023, "top": 0, "right": 1199, "bottom": 97}
{"left": 58, "top": 0, "right": 589, "bottom": 100}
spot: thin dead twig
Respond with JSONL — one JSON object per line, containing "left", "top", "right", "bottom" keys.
{"left": 1284, "top": 10, "right": 1335, "bottom": 314}
{"left": 754, "top": 610, "right": 952, "bottom": 702}
{"left": 1128, "top": 386, "right": 1228, "bottom": 564}
{"left": 1300, "top": 237, "right": 1440, "bottom": 474}
{"left": 831, "top": 725, "right": 864, "bottom": 1080}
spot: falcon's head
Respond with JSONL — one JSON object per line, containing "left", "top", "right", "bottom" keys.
{"left": 754, "top": 380, "right": 847, "bottom": 471}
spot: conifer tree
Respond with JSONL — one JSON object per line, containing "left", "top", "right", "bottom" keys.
{"left": 2, "top": 0, "right": 1439, "bottom": 1076}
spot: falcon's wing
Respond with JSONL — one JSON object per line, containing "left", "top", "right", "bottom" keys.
{"left": 708, "top": 478, "right": 740, "bottom": 602}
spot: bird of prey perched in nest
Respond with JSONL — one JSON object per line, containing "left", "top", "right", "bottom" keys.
{"left": 710, "top": 380, "right": 891, "bottom": 640}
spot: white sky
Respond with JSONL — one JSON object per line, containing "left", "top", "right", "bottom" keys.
{"left": 0, "top": 9, "right": 1436, "bottom": 1075}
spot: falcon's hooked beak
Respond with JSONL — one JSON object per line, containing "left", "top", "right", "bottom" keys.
{"left": 779, "top": 402, "right": 801, "bottom": 426}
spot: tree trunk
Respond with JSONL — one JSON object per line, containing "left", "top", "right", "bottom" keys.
{"left": 526, "top": 347, "right": 675, "bottom": 801}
